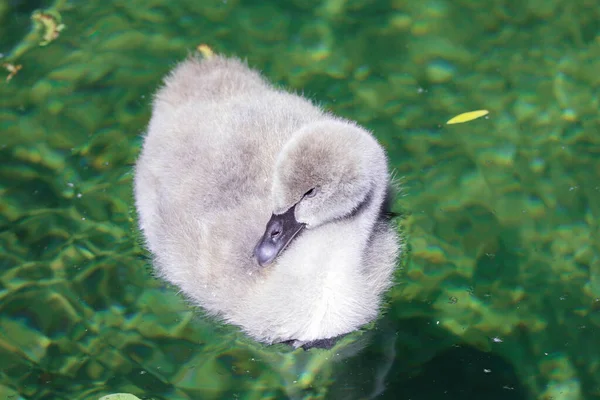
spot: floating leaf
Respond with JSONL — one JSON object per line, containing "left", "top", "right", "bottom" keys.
{"left": 99, "top": 394, "right": 142, "bottom": 400}
{"left": 446, "top": 110, "right": 489, "bottom": 124}
{"left": 3, "top": 63, "right": 22, "bottom": 82}
{"left": 196, "top": 44, "right": 214, "bottom": 59}
{"left": 31, "top": 10, "right": 65, "bottom": 46}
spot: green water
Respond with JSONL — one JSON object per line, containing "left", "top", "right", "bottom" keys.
{"left": 1, "top": 0, "right": 599, "bottom": 399}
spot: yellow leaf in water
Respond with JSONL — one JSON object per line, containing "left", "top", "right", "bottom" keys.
{"left": 446, "top": 110, "right": 489, "bottom": 124}
{"left": 196, "top": 44, "right": 215, "bottom": 59}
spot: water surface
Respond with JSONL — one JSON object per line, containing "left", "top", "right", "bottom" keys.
{"left": 1, "top": 0, "right": 599, "bottom": 399}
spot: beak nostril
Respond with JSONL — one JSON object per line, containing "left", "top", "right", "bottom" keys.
{"left": 255, "top": 206, "right": 306, "bottom": 266}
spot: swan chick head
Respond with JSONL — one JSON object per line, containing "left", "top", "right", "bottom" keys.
{"left": 254, "top": 119, "right": 387, "bottom": 266}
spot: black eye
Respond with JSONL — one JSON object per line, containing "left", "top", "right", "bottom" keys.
{"left": 303, "top": 187, "right": 317, "bottom": 198}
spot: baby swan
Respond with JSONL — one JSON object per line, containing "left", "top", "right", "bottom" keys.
{"left": 134, "top": 53, "right": 400, "bottom": 348}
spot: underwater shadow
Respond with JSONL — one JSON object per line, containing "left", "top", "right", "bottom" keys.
{"left": 325, "top": 316, "right": 528, "bottom": 400}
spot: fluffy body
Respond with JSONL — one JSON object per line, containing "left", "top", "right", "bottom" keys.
{"left": 134, "top": 55, "right": 400, "bottom": 346}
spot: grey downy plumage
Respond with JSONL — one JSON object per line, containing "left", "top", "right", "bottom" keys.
{"left": 133, "top": 54, "right": 401, "bottom": 348}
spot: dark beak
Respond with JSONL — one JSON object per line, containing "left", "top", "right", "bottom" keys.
{"left": 254, "top": 205, "right": 306, "bottom": 267}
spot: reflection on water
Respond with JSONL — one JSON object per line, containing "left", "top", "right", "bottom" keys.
{"left": 1, "top": 0, "right": 599, "bottom": 399}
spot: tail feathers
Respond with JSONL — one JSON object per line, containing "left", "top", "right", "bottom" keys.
{"left": 155, "top": 54, "right": 268, "bottom": 107}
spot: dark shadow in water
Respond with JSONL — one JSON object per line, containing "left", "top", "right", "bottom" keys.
{"left": 326, "top": 317, "right": 528, "bottom": 400}
{"left": 380, "top": 344, "right": 528, "bottom": 400}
